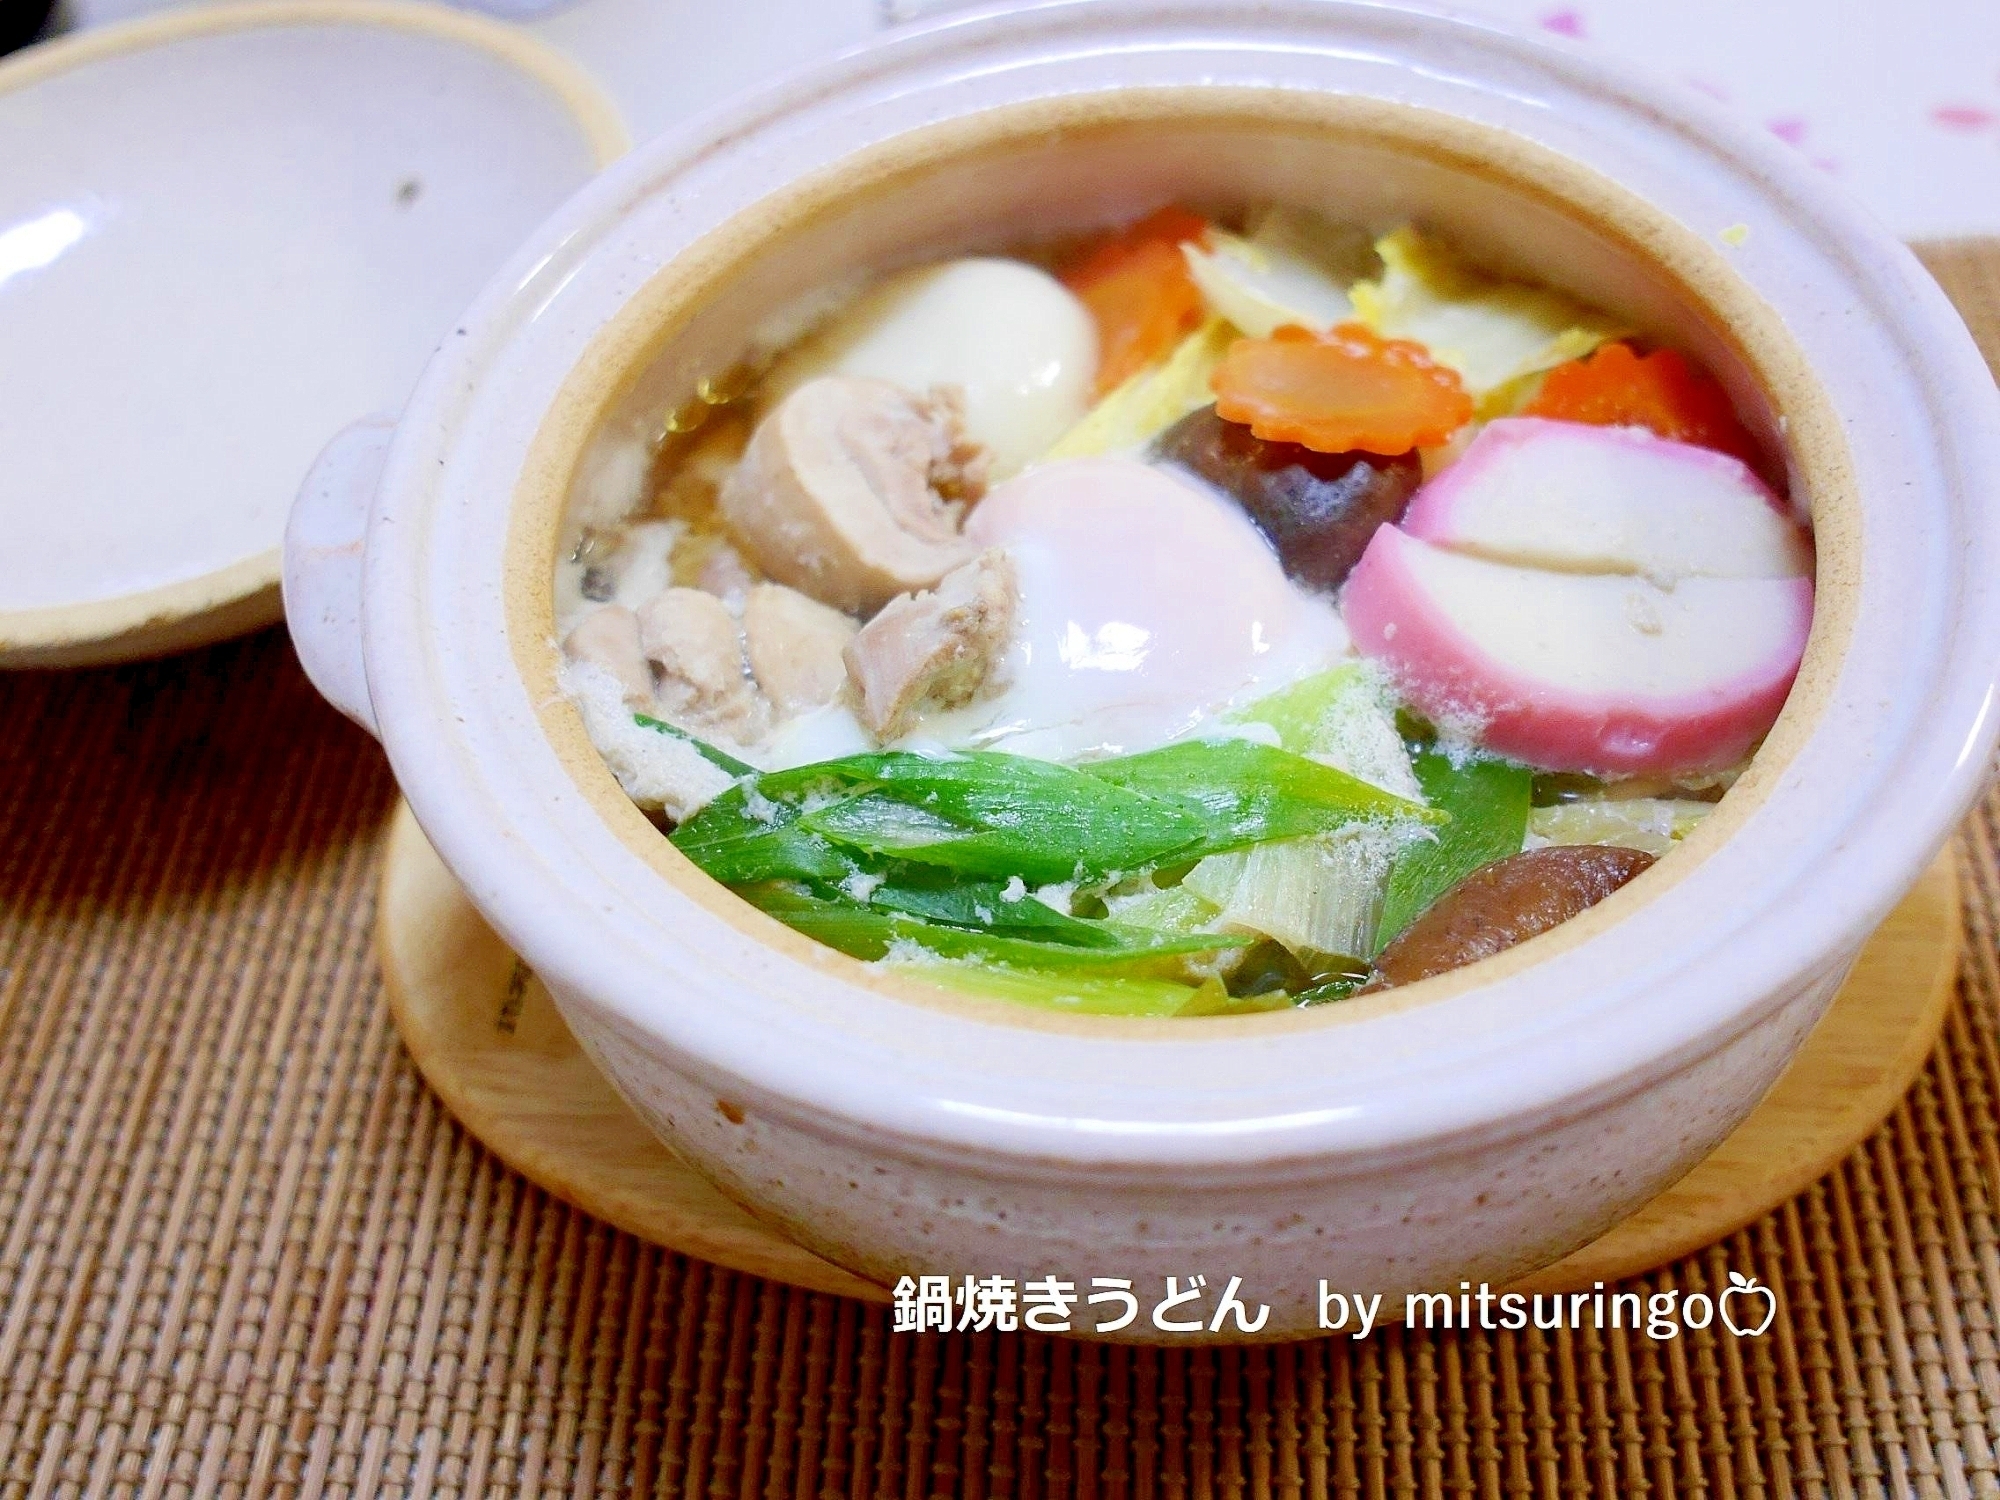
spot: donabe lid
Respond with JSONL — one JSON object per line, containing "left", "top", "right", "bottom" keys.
{"left": 0, "top": 1, "right": 625, "bottom": 668}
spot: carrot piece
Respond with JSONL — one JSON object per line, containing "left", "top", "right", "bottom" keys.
{"left": 1062, "top": 208, "right": 1211, "bottom": 396}
{"left": 1209, "top": 324, "right": 1473, "bottom": 456}
{"left": 1523, "top": 342, "right": 1762, "bottom": 467}
{"left": 1064, "top": 207, "right": 1210, "bottom": 275}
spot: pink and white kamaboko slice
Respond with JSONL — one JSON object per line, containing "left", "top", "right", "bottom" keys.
{"left": 1344, "top": 528, "right": 1812, "bottom": 773}
{"left": 1402, "top": 418, "right": 1811, "bottom": 580}
{"left": 1345, "top": 419, "right": 1814, "bottom": 774}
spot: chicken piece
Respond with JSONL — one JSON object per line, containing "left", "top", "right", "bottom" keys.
{"left": 563, "top": 605, "right": 652, "bottom": 707}
{"left": 636, "top": 587, "right": 771, "bottom": 746}
{"left": 695, "top": 537, "right": 758, "bottom": 607}
{"left": 920, "top": 384, "right": 991, "bottom": 502}
{"left": 719, "top": 375, "right": 986, "bottom": 612}
{"left": 743, "top": 583, "right": 857, "bottom": 718}
{"left": 844, "top": 549, "right": 1017, "bottom": 739}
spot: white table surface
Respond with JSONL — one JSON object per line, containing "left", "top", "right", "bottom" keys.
{"left": 1394, "top": 0, "right": 2000, "bottom": 242}
{"left": 56, "top": 0, "right": 2000, "bottom": 241}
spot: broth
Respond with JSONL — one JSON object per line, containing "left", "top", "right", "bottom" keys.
{"left": 550, "top": 205, "right": 1814, "bottom": 1019}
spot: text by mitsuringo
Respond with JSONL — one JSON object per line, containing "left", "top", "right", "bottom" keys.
{"left": 890, "top": 1273, "right": 1776, "bottom": 1338}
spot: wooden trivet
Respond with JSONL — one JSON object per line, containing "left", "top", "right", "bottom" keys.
{"left": 378, "top": 800, "right": 1961, "bottom": 1303}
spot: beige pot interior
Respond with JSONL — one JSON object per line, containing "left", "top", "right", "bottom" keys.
{"left": 505, "top": 89, "right": 1858, "bottom": 1038}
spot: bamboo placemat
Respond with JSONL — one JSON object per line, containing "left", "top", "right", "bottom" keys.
{"left": 1, "top": 242, "right": 1997, "bottom": 1497}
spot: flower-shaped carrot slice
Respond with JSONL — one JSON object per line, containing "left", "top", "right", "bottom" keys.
{"left": 1524, "top": 342, "right": 1762, "bottom": 468}
{"left": 1210, "top": 324, "right": 1473, "bottom": 456}
{"left": 1062, "top": 208, "right": 1211, "bottom": 397}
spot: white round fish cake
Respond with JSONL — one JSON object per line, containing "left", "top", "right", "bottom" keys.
{"left": 764, "top": 258, "right": 1097, "bottom": 478}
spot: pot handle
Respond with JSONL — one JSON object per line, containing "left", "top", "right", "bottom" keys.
{"left": 283, "top": 416, "right": 394, "bottom": 740}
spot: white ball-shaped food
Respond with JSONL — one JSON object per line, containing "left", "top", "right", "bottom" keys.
{"left": 765, "top": 258, "right": 1097, "bottom": 478}
{"left": 912, "top": 457, "right": 1350, "bottom": 760}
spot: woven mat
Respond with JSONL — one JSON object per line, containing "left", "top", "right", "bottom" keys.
{"left": 3, "top": 245, "right": 1999, "bottom": 1497}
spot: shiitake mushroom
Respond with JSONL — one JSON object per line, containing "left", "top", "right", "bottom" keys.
{"left": 1370, "top": 845, "right": 1655, "bottom": 988}
{"left": 1155, "top": 405, "right": 1422, "bottom": 590}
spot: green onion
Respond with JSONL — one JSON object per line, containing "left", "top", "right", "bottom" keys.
{"left": 863, "top": 877, "right": 1125, "bottom": 948}
{"left": 634, "top": 714, "right": 756, "bottom": 777}
{"left": 661, "top": 733, "right": 1456, "bottom": 1009}
{"left": 735, "top": 883, "right": 1248, "bottom": 970}
{"left": 1229, "top": 665, "right": 1366, "bottom": 754}
{"left": 674, "top": 741, "right": 1433, "bottom": 888}
{"left": 795, "top": 751, "right": 1205, "bottom": 881}
{"left": 900, "top": 965, "right": 1235, "bottom": 1019}
{"left": 675, "top": 750, "right": 1204, "bottom": 883}
{"left": 1294, "top": 970, "right": 1371, "bottom": 1006}
{"left": 1171, "top": 983, "right": 1299, "bottom": 1018}
{"left": 669, "top": 786, "right": 857, "bottom": 884}
{"left": 1182, "top": 831, "right": 1398, "bottom": 962}
{"left": 1102, "top": 882, "right": 1220, "bottom": 936}
{"left": 1084, "top": 738, "right": 1439, "bottom": 859}
{"left": 1373, "top": 750, "right": 1531, "bottom": 952}
{"left": 631, "top": 718, "right": 847, "bottom": 882}
{"left": 903, "top": 965, "right": 1299, "bottom": 1019}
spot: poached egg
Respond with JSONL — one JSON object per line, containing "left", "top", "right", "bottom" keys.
{"left": 912, "top": 456, "right": 1351, "bottom": 758}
